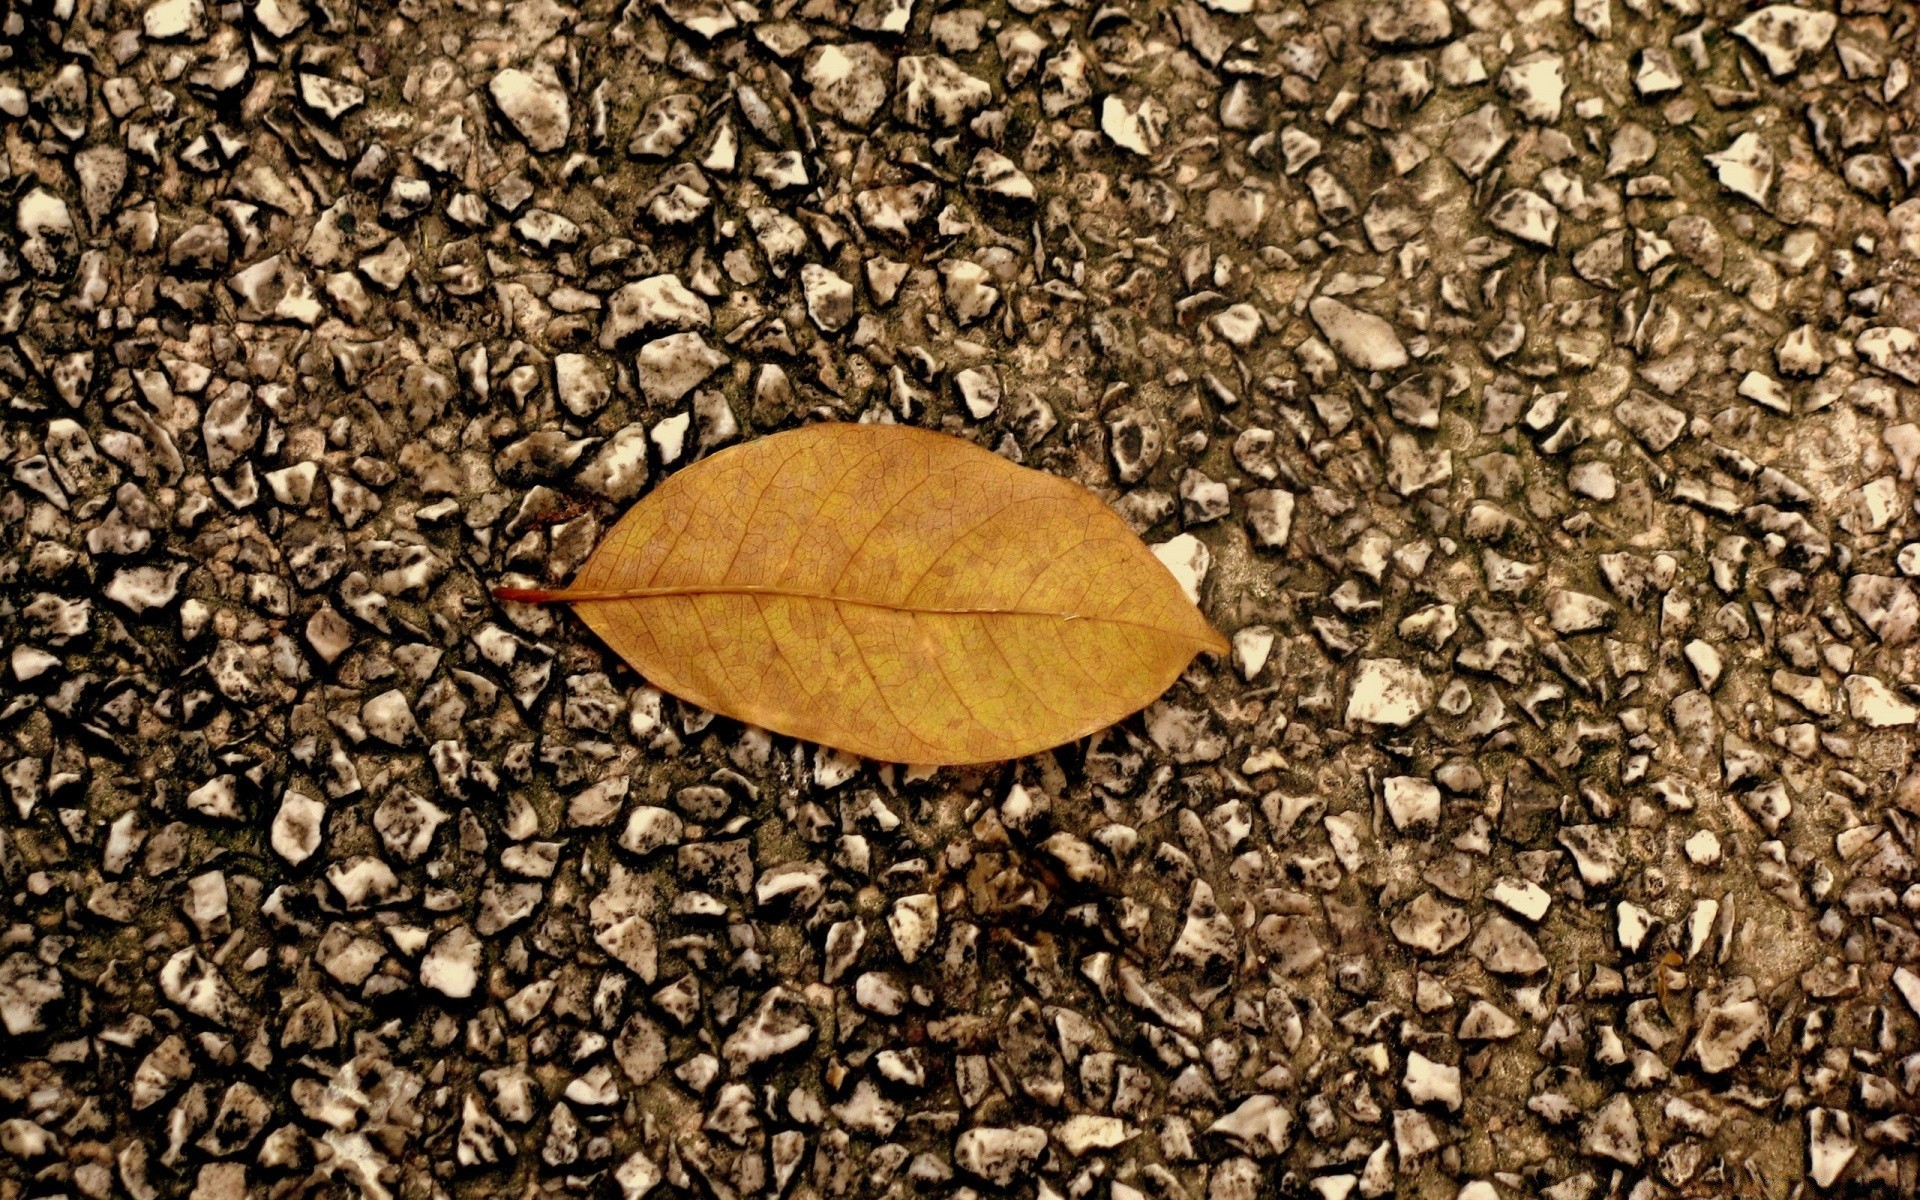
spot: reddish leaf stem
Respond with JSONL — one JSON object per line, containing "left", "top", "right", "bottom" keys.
{"left": 492, "top": 586, "right": 568, "bottom": 604}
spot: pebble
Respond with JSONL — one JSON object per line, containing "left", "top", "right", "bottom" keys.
{"left": 637, "top": 334, "right": 727, "bottom": 404}
{"left": 1308, "top": 296, "right": 1408, "bottom": 371}
{"left": 1101, "top": 95, "right": 1169, "bottom": 157}
{"left": 800, "top": 264, "right": 856, "bottom": 333}
{"left": 600, "top": 275, "right": 710, "bottom": 349}
{"left": 895, "top": 56, "right": 991, "bottom": 128}
{"left": 578, "top": 425, "right": 652, "bottom": 501}
{"left": 1732, "top": 5, "right": 1837, "bottom": 76}
{"left": 1150, "top": 534, "right": 1212, "bottom": 605}
{"left": 419, "top": 926, "right": 482, "bottom": 998}
{"left": 143, "top": 0, "right": 205, "bottom": 39}
{"left": 489, "top": 67, "right": 570, "bottom": 153}
{"left": 887, "top": 893, "right": 939, "bottom": 963}
{"left": 954, "top": 1126, "right": 1047, "bottom": 1185}
{"left": 1402, "top": 1051, "right": 1461, "bottom": 1111}
{"left": 1345, "top": 658, "right": 1431, "bottom": 726}
{"left": 1706, "top": 133, "right": 1776, "bottom": 207}
{"left": 804, "top": 43, "right": 892, "bottom": 127}
{"left": 271, "top": 791, "right": 327, "bottom": 864}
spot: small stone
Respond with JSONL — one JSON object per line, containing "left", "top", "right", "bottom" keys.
{"left": 1616, "top": 902, "right": 1655, "bottom": 953}
{"left": 968, "top": 149, "right": 1036, "bottom": 202}
{"left": 616, "top": 1153, "right": 661, "bottom": 1200}
{"left": 490, "top": 67, "right": 570, "bottom": 152}
{"left": 1469, "top": 915, "right": 1548, "bottom": 975}
{"left": 421, "top": 926, "right": 482, "bottom": 998}
{"left": 954, "top": 1127, "right": 1048, "bottom": 1185}
{"left": 105, "top": 563, "right": 187, "bottom": 613}
{"left": 722, "top": 987, "right": 815, "bottom": 1069}
{"left": 1843, "top": 675, "right": 1917, "bottom": 726}
{"left": 1691, "top": 993, "right": 1766, "bottom": 1072}
{"left": 271, "top": 791, "right": 326, "bottom": 864}
{"left": 1232, "top": 626, "right": 1274, "bottom": 681}
{"left": 362, "top": 689, "right": 419, "bottom": 746}
{"left": 579, "top": 425, "right": 652, "bottom": 502}
{"left": 1583, "top": 1094, "right": 1642, "bottom": 1166}
{"left": 1458, "top": 1001, "right": 1519, "bottom": 1041}
{"left": 1109, "top": 409, "right": 1164, "bottom": 483}
{"left": 1489, "top": 878, "right": 1552, "bottom": 922}
{"left": 1614, "top": 392, "right": 1688, "bottom": 452}
{"left": 941, "top": 260, "right": 1000, "bottom": 324}
{"left": 554, "top": 354, "right": 612, "bottom": 418}
{"left": 1847, "top": 575, "right": 1920, "bottom": 643}
{"left": 1345, "top": 659, "right": 1431, "bottom": 726}
{"left": 1101, "top": 95, "right": 1169, "bottom": 156}
{"left": 804, "top": 43, "right": 892, "bottom": 127}
{"left": 630, "top": 94, "right": 703, "bottom": 157}
{"left": 190, "top": 1164, "right": 247, "bottom": 1200}
{"left": 1150, "top": 534, "right": 1212, "bottom": 605}
{"left": 254, "top": 0, "right": 306, "bottom": 36}
{"left": 1706, "top": 133, "right": 1775, "bottom": 208}
{"left": 1807, "top": 1109, "right": 1856, "bottom": 1188}
{"left": 955, "top": 367, "right": 1001, "bottom": 419}
{"left": 1486, "top": 189, "right": 1559, "bottom": 247}
{"left": 186, "top": 776, "right": 244, "bottom": 821}
{"left": 1308, "top": 297, "right": 1407, "bottom": 371}
{"left": 896, "top": 56, "right": 991, "bottom": 128}
{"left": 0, "top": 954, "right": 63, "bottom": 1036}
{"left": 601, "top": 276, "right": 711, "bottom": 349}
{"left": 265, "top": 461, "right": 319, "bottom": 506}
{"left": 1634, "top": 47, "right": 1685, "bottom": 95}
{"left": 801, "top": 264, "right": 856, "bottom": 332}
{"left": 130, "top": 1036, "right": 193, "bottom": 1109}
{"left": 299, "top": 73, "right": 365, "bottom": 120}
{"left": 1499, "top": 52, "right": 1565, "bottom": 123}
{"left": 1207, "top": 1095, "right": 1293, "bottom": 1158}
{"left": 651, "top": 413, "right": 692, "bottom": 465}
{"left": 1245, "top": 489, "right": 1295, "bottom": 550}
{"left": 1179, "top": 469, "right": 1230, "bottom": 525}
{"left": 888, "top": 894, "right": 938, "bottom": 963}
{"left": 1545, "top": 590, "right": 1613, "bottom": 634}
{"left": 1402, "top": 1052, "right": 1461, "bottom": 1111}
{"left": 306, "top": 606, "right": 355, "bottom": 664}
{"left": 144, "top": 0, "right": 206, "bottom": 39}
{"left": 160, "top": 948, "right": 238, "bottom": 1023}
{"left": 1366, "top": 0, "right": 1450, "bottom": 46}
{"left": 1445, "top": 104, "right": 1510, "bottom": 180}
{"left": 1860, "top": 327, "right": 1920, "bottom": 383}
{"left": 1390, "top": 892, "right": 1470, "bottom": 955}
{"left": 1055, "top": 1115, "right": 1132, "bottom": 1156}
{"left": 637, "top": 334, "right": 728, "bottom": 404}
{"left": 228, "top": 255, "right": 323, "bottom": 325}
{"left": 1383, "top": 777, "right": 1441, "bottom": 831}
{"left": 1731, "top": 5, "right": 1836, "bottom": 76}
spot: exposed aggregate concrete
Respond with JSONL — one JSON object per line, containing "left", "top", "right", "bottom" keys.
{"left": 3, "top": 0, "right": 1920, "bottom": 1196}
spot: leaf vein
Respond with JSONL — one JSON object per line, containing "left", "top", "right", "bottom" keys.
{"left": 559, "top": 585, "right": 1218, "bottom": 649}
{"left": 977, "top": 611, "right": 1075, "bottom": 727}
{"left": 831, "top": 602, "right": 938, "bottom": 761}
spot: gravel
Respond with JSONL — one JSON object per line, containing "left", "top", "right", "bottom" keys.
{"left": 4, "top": 0, "right": 1920, "bottom": 1195}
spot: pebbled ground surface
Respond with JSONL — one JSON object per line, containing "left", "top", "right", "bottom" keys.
{"left": 2, "top": 0, "right": 1920, "bottom": 1196}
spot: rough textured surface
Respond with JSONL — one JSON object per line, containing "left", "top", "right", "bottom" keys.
{"left": 1, "top": 0, "right": 1919, "bottom": 1197}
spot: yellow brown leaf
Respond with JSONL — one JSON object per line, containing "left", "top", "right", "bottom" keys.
{"left": 495, "top": 422, "right": 1227, "bottom": 765}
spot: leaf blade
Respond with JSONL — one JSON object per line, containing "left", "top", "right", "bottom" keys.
{"left": 517, "top": 422, "right": 1227, "bottom": 764}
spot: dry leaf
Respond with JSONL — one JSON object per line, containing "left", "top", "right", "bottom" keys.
{"left": 496, "top": 422, "right": 1226, "bottom": 764}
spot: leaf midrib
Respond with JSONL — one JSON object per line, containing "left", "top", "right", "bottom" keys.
{"left": 551, "top": 583, "right": 1225, "bottom": 648}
